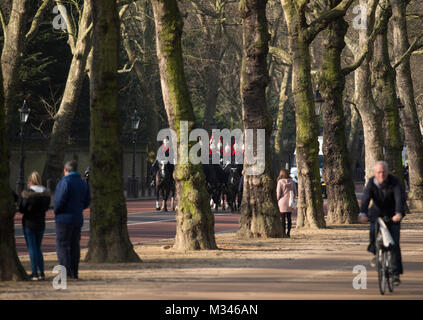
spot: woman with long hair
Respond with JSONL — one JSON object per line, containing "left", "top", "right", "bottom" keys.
{"left": 18, "top": 172, "right": 51, "bottom": 280}
{"left": 276, "top": 169, "right": 297, "bottom": 238}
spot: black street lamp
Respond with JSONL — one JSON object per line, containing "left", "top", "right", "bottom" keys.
{"left": 16, "top": 100, "right": 30, "bottom": 195}
{"left": 128, "top": 110, "right": 141, "bottom": 199}
{"left": 271, "top": 121, "right": 277, "bottom": 148}
{"left": 314, "top": 89, "right": 325, "bottom": 116}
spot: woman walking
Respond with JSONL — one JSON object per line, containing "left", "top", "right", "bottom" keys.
{"left": 276, "top": 169, "right": 297, "bottom": 238}
{"left": 18, "top": 172, "right": 51, "bottom": 280}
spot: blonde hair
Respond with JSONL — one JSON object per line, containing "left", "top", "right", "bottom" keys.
{"left": 28, "top": 171, "right": 42, "bottom": 186}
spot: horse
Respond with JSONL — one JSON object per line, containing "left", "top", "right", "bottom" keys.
{"left": 222, "top": 163, "right": 242, "bottom": 212}
{"left": 151, "top": 160, "right": 175, "bottom": 212}
{"left": 202, "top": 163, "right": 227, "bottom": 212}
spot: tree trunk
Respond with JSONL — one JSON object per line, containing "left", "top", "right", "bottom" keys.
{"left": 152, "top": 0, "right": 217, "bottom": 250}
{"left": 42, "top": 0, "right": 93, "bottom": 189}
{"left": 347, "top": 105, "right": 363, "bottom": 178}
{"left": 274, "top": 65, "right": 295, "bottom": 172}
{"left": 351, "top": 0, "right": 384, "bottom": 181}
{"left": 372, "top": 2, "right": 404, "bottom": 182}
{"left": 237, "top": 0, "right": 283, "bottom": 238}
{"left": 281, "top": 0, "right": 325, "bottom": 228}
{"left": 319, "top": 0, "right": 358, "bottom": 224}
{"left": 202, "top": 62, "right": 220, "bottom": 133}
{"left": 391, "top": 0, "right": 423, "bottom": 209}
{"left": 1, "top": 0, "right": 31, "bottom": 138}
{"left": 85, "top": 0, "right": 140, "bottom": 263}
{"left": 0, "top": 64, "right": 27, "bottom": 281}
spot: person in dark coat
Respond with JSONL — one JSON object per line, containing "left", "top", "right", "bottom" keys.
{"left": 54, "top": 160, "right": 90, "bottom": 280}
{"left": 359, "top": 161, "right": 406, "bottom": 286}
{"left": 18, "top": 172, "right": 51, "bottom": 280}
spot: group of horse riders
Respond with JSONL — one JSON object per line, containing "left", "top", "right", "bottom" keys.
{"left": 150, "top": 135, "right": 244, "bottom": 212}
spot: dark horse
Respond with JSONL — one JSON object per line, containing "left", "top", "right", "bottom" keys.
{"left": 223, "top": 163, "right": 243, "bottom": 212}
{"left": 202, "top": 163, "right": 227, "bottom": 212}
{"left": 151, "top": 160, "right": 175, "bottom": 212}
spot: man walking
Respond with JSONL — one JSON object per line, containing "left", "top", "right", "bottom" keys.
{"left": 359, "top": 161, "right": 406, "bottom": 285}
{"left": 54, "top": 160, "right": 90, "bottom": 279}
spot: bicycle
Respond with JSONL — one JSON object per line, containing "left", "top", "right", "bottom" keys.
{"left": 375, "top": 216, "right": 395, "bottom": 295}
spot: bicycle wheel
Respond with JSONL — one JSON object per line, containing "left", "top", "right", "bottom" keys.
{"left": 387, "top": 251, "right": 394, "bottom": 293}
{"left": 377, "top": 248, "right": 386, "bottom": 295}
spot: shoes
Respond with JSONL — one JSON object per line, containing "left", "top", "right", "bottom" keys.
{"left": 370, "top": 256, "right": 376, "bottom": 268}
{"left": 393, "top": 275, "right": 401, "bottom": 286}
{"left": 38, "top": 273, "right": 45, "bottom": 281}
{"left": 30, "top": 274, "right": 39, "bottom": 281}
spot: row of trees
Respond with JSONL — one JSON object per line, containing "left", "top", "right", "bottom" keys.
{"left": 1, "top": 0, "right": 423, "bottom": 280}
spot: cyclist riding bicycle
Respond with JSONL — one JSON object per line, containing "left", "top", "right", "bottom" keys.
{"left": 359, "top": 161, "right": 406, "bottom": 286}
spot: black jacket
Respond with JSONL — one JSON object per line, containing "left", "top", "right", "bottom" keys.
{"left": 360, "top": 174, "right": 406, "bottom": 221}
{"left": 18, "top": 187, "right": 51, "bottom": 231}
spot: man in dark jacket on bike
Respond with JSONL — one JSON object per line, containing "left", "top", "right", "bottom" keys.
{"left": 54, "top": 160, "right": 90, "bottom": 279}
{"left": 359, "top": 161, "right": 405, "bottom": 286}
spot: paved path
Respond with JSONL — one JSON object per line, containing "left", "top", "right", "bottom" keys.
{"left": 14, "top": 201, "right": 241, "bottom": 257}
{"left": 14, "top": 183, "right": 366, "bottom": 257}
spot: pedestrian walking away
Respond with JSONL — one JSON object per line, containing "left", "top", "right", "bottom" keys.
{"left": 276, "top": 169, "right": 297, "bottom": 238}
{"left": 54, "top": 160, "right": 90, "bottom": 280}
{"left": 18, "top": 171, "right": 51, "bottom": 281}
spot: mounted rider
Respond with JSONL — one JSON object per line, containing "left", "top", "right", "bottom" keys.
{"left": 150, "top": 137, "right": 174, "bottom": 188}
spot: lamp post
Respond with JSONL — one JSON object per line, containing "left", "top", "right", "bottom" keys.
{"left": 128, "top": 110, "right": 140, "bottom": 199}
{"left": 313, "top": 89, "right": 324, "bottom": 116}
{"left": 16, "top": 100, "right": 30, "bottom": 195}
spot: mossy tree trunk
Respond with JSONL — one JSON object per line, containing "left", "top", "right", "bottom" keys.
{"left": 281, "top": 0, "right": 355, "bottom": 228}
{"left": 0, "top": 65, "right": 27, "bottom": 281}
{"left": 85, "top": 0, "right": 140, "bottom": 263}
{"left": 372, "top": 1, "right": 404, "bottom": 182}
{"left": 319, "top": 0, "right": 358, "bottom": 224}
{"left": 391, "top": 0, "right": 423, "bottom": 209}
{"left": 352, "top": 0, "right": 384, "bottom": 181}
{"left": 237, "top": 0, "right": 283, "bottom": 238}
{"left": 152, "top": 0, "right": 217, "bottom": 250}
{"left": 42, "top": 0, "right": 93, "bottom": 189}
{"left": 1, "top": 0, "right": 35, "bottom": 138}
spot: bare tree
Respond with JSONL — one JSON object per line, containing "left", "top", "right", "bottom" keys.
{"left": 152, "top": 0, "right": 217, "bottom": 250}
{"left": 237, "top": 0, "right": 283, "bottom": 238}
{"left": 86, "top": 0, "right": 140, "bottom": 262}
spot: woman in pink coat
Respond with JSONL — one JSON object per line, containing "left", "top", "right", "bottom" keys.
{"left": 276, "top": 169, "right": 297, "bottom": 238}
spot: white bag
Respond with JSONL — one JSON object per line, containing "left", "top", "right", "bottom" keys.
{"left": 289, "top": 190, "right": 297, "bottom": 209}
{"left": 377, "top": 217, "right": 395, "bottom": 247}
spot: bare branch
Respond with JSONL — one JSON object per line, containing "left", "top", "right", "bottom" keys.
{"left": 0, "top": 7, "right": 7, "bottom": 41}
{"left": 56, "top": 0, "right": 77, "bottom": 52}
{"left": 269, "top": 46, "right": 292, "bottom": 65}
{"left": 393, "top": 32, "right": 423, "bottom": 69}
{"left": 304, "top": 0, "right": 354, "bottom": 42}
{"left": 26, "top": 0, "right": 53, "bottom": 42}
{"left": 117, "top": 58, "right": 139, "bottom": 73}
{"left": 342, "top": 8, "right": 384, "bottom": 76}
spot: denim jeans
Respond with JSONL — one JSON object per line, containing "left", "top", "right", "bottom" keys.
{"left": 23, "top": 227, "right": 45, "bottom": 276}
{"left": 369, "top": 221, "right": 403, "bottom": 275}
{"left": 55, "top": 222, "right": 81, "bottom": 278}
